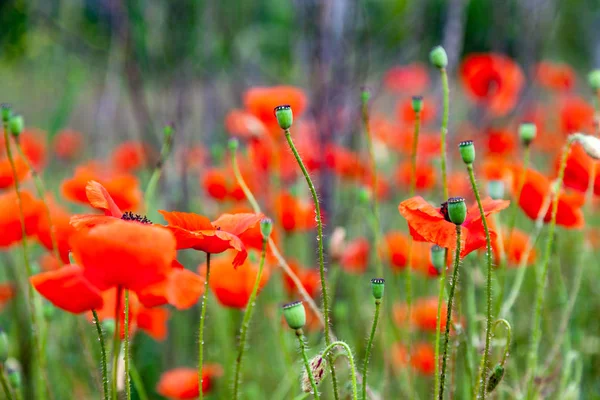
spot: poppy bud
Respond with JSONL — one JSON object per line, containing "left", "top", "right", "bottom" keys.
{"left": 411, "top": 96, "right": 423, "bottom": 113}
{"left": 572, "top": 133, "right": 600, "bottom": 160}
{"left": 429, "top": 46, "right": 448, "bottom": 69}
{"left": 0, "top": 330, "right": 8, "bottom": 362}
{"left": 274, "top": 105, "right": 293, "bottom": 130}
{"left": 7, "top": 365, "right": 21, "bottom": 390}
{"left": 458, "top": 140, "right": 475, "bottom": 165}
{"left": 260, "top": 218, "right": 273, "bottom": 239}
{"left": 301, "top": 354, "right": 327, "bottom": 393}
{"left": 361, "top": 87, "right": 371, "bottom": 106}
{"left": 430, "top": 245, "right": 446, "bottom": 273}
{"left": 163, "top": 124, "right": 174, "bottom": 142}
{"left": 358, "top": 186, "right": 373, "bottom": 204}
{"left": 282, "top": 301, "right": 306, "bottom": 330}
{"left": 228, "top": 138, "right": 239, "bottom": 151}
{"left": 447, "top": 197, "right": 467, "bottom": 225}
{"left": 1, "top": 104, "right": 11, "bottom": 123}
{"left": 370, "top": 278, "right": 385, "bottom": 300}
{"left": 9, "top": 115, "right": 24, "bottom": 137}
{"left": 486, "top": 363, "right": 505, "bottom": 393}
{"left": 518, "top": 123, "right": 536, "bottom": 146}
{"left": 588, "top": 70, "right": 600, "bottom": 91}
{"left": 487, "top": 180, "right": 505, "bottom": 200}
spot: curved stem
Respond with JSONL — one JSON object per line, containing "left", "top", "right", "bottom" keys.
{"left": 361, "top": 300, "right": 381, "bottom": 400}
{"left": 284, "top": 129, "right": 339, "bottom": 399}
{"left": 144, "top": 126, "right": 174, "bottom": 211}
{"left": 124, "top": 290, "right": 131, "bottom": 400}
{"left": 439, "top": 225, "right": 461, "bottom": 400}
{"left": 467, "top": 164, "right": 495, "bottom": 400}
{"left": 525, "top": 137, "right": 574, "bottom": 397}
{"left": 111, "top": 286, "right": 123, "bottom": 400}
{"left": 92, "top": 309, "right": 110, "bottom": 400}
{"left": 321, "top": 341, "right": 359, "bottom": 400}
{"left": 233, "top": 239, "right": 268, "bottom": 399}
{"left": 440, "top": 68, "right": 450, "bottom": 200}
{"left": 129, "top": 360, "right": 149, "bottom": 400}
{"left": 433, "top": 262, "right": 447, "bottom": 400}
{"left": 296, "top": 331, "right": 320, "bottom": 400}
{"left": 492, "top": 319, "right": 512, "bottom": 366}
{"left": 198, "top": 253, "right": 211, "bottom": 400}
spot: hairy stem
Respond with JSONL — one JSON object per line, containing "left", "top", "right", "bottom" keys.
{"left": 92, "top": 310, "right": 109, "bottom": 400}
{"left": 111, "top": 287, "right": 123, "bottom": 400}
{"left": 198, "top": 253, "right": 211, "bottom": 400}
{"left": 296, "top": 331, "right": 320, "bottom": 400}
{"left": 361, "top": 300, "right": 381, "bottom": 400}
{"left": 124, "top": 290, "right": 131, "bottom": 400}
{"left": 321, "top": 341, "right": 359, "bottom": 400}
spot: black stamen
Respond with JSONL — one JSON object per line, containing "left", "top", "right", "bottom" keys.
{"left": 121, "top": 211, "right": 152, "bottom": 225}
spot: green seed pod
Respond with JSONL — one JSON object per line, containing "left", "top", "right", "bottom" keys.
{"left": 0, "top": 330, "right": 9, "bottom": 362}
{"left": 518, "top": 123, "right": 537, "bottom": 146}
{"left": 430, "top": 245, "right": 446, "bottom": 273}
{"left": 282, "top": 301, "right": 306, "bottom": 330}
{"left": 1, "top": 104, "right": 12, "bottom": 123}
{"left": 458, "top": 140, "right": 476, "bottom": 165}
{"left": 361, "top": 87, "right": 371, "bottom": 106}
{"left": 370, "top": 278, "right": 385, "bottom": 300}
{"left": 411, "top": 96, "right": 423, "bottom": 113}
{"left": 487, "top": 180, "right": 505, "bottom": 200}
{"left": 358, "top": 186, "right": 372, "bottom": 205}
{"left": 260, "top": 218, "right": 273, "bottom": 239}
{"left": 274, "top": 105, "right": 293, "bottom": 130}
{"left": 301, "top": 354, "right": 327, "bottom": 393}
{"left": 588, "top": 70, "right": 600, "bottom": 91}
{"left": 447, "top": 197, "right": 467, "bottom": 226}
{"left": 429, "top": 46, "right": 448, "bottom": 69}
{"left": 486, "top": 363, "right": 505, "bottom": 393}
{"left": 228, "top": 138, "right": 239, "bottom": 151}
{"left": 163, "top": 124, "right": 174, "bottom": 142}
{"left": 9, "top": 115, "right": 24, "bottom": 137}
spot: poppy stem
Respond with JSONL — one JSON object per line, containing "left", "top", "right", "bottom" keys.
{"left": 144, "top": 125, "right": 174, "bottom": 213}
{"left": 439, "top": 225, "right": 461, "bottom": 400}
{"left": 284, "top": 128, "right": 340, "bottom": 400}
{"left": 232, "top": 238, "right": 268, "bottom": 399}
{"left": 2, "top": 122, "right": 47, "bottom": 400}
{"left": 361, "top": 300, "right": 381, "bottom": 400}
{"left": 321, "top": 341, "right": 358, "bottom": 400}
{"left": 440, "top": 68, "right": 450, "bottom": 200}
{"left": 525, "top": 137, "right": 574, "bottom": 398}
{"left": 124, "top": 290, "right": 131, "bottom": 400}
{"left": 0, "top": 366, "right": 14, "bottom": 400}
{"left": 493, "top": 319, "right": 512, "bottom": 367}
{"left": 129, "top": 357, "right": 149, "bottom": 400}
{"left": 92, "top": 309, "right": 109, "bottom": 400}
{"left": 198, "top": 253, "right": 211, "bottom": 400}
{"left": 111, "top": 286, "right": 122, "bottom": 400}
{"left": 295, "top": 330, "right": 320, "bottom": 400}
{"left": 433, "top": 260, "right": 447, "bottom": 400}
{"left": 229, "top": 141, "right": 261, "bottom": 212}
{"left": 466, "top": 163, "right": 495, "bottom": 400}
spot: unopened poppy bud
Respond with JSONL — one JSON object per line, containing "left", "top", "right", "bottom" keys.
{"left": 447, "top": 197, "right": 467, "bottom": 225}
{"left": 274, "top": 105, "right": 293, "bottom": 130}
{"left": 163, "top": 124, "right": 174, "bottom": 142}
{"left": 228, "top": 138, "right": 239, "bottom": 151}
{"left": 487, "top": 180, "right": 505, "bottom": 200}
{"left": 588, "top": 70, "right": 600, "bottom": 90}
{"left": 370, "top": 278, "right": 385, "bottom": 300}
{"left": 301, "top": 354, "right": 327, "bottom": 393}
{"left": 572, "top": 133, "right": 600, "bottom": 160}
{"left": 430, "top": 245, "right": 446, "bottom": 273}
{"left": 282, "top": 301, "right": 306, "bottom": 330}
{"left": 429, "top": 46, "right": 448, "bottom": 69}
{"left": 459, "top": 140, "right": 475, "bottom": 165}
{"left": 0, "top": 330, "right": 8, "bottom": 362}
{"left": 518, "top": 123, "right": 537, "bottom": 146}
{"left": 9, "top": 115, "right": 24, "bottom": 137}
{"left": 358, "top": 186, "right": 373, "bottom": 204}
{"left": 7, "top": 366, "right": 21, "bottom": 390}
{"left": 486, "top": 363, "right": 505, "bottom": 393}
{"left": 1, "top": 104, "right": 12, "bottom": 123}
{"left": 260, "top": 218, "right": 273, "bottom": 239}
{"left": 361, "top": 87, "right": 371, "bottom": 106}
{"left": 411, "top": 96, "right": 423, "bottom": 113}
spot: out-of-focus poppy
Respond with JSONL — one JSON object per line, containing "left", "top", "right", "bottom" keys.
{"left": 0, "top": 132, "right": 46, "bottom": 189}
{"left": 17, "top": 129, "right": 47, "bottom": 170}
{"left": 559, "top": 96, "right": 595, "bottom": 134}
{"left": 486, "top": 128, "right": 516, "bottom": 157}
{"left": 394, "top": 297, "right": 455, "bottom": 333}
{"left": 0, "top": 283, "right": 15, "bottom": 309}
{"left": 275, "top": 192, "right": 316, "bottom": 233}
{"left": 111, "top": 141, "right": 152, "bottom": 173}
{"left": 282, "top": 260, "right": 321, "bottom": 299}
{"left": 243, "top": 86, "right": 308, "bottom": 134}
{"left": 535, "top": 61, "right": 576, "bottom": 92}
{"left": 397, "top": 97, "right": 436, "bottom": 125}
{"left": 398, "top": 196, "right": 509, "bottom": 258}
{"left": 491, "top": 228, "right": 536, "bottom": 267}
{"left": 481, "top": 157, "right": 513, "bottom": 183}
{"left": 395, "top": 132, "right": 441, "bottom": 161}
{"left": 325, "top": 145, "right": 366, "bottom": 180}
{"left": 340, "top": 237, "right": 370, "bottom": 274}
{"left": 156, "top": 365, "right": 223, "bottom": 399}
{"left": 36, "top": 200, "right": 76, "bottom": 263}
{"left": 62, "top": 162, "right": 142, "bottom": 211}
{"left": 447, "top": 172, "right": 472, "bottom": 201}
{"left": 39, "top": 253, "right": 62, "bottom": 271}
{"left": 381, "top": 231, "right": 410, "bottom": 271}
{"left": 395, "top": 161, "right": 436, "bottom": 191}
{"left": 410, "top": 342, "right": 436, "bottom": 375}
{"left": 383, "top": 63, "right": 430, "bottom": 93}
{"left": 511, "top": 166, "right": 584, "bottom": 229}
{"left": 200, "top": 251, "right": 270, "bottom": 309}
{"left": 53, "top": 129, "right": 83, "bottom": 161}
{"left": 460, "top": 53, "right": 524, "bottom": 116}
{"left": 225, "top": 109, "right": 267, "bottom": 139}
{"left": 561, "top": 142, "right": 600, "bottom": 196}
{"left": 0, "top": 190, "right": 42, "bottom": 248}
{"left": 202, "top": 164, "right": 255, "bottom": 203}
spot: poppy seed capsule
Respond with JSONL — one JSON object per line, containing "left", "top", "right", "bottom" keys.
{"left": 487, "top": 180, "right": 505, "bottom": 200}
{"left": 429, "top": 46, "right": 448, "bottom": 69}
{"left": 447, "top": 197, "right": 467, "bottom": 225}
{"left": 163, "top": 124, "right": 174, "bottom": 141}
{"left": 459, "top": 140, "right": 476, "bottom": 165}
{"left": 572, "top": 133, "right": 600, "bottom": 160}
{"left": 361, "top": 87, "right": 371, "bottom": 105}
{"left": 411, "top": 96, "right": 423, "bottom": 113}
{"left": 260, "top": 218, "right": 273, "bottom": 239}
{"left": 282, "top": 301, "right": 306, "bottom": 330}
{"left": 228, "top": 138, "right": 239, "bottom": 151}
{"left": 486, "top": 363, "right": 505, "bottom": 393}
{"left": 9, "top": 115, "right": 24, "bottom": 137}
{"left": 0, "top": 330, "right": 8, "bottom": 362}
{"left": 518, "top": 123, "right": 537, "bottom": 146}
{"left": 370, "top": 278, "right": 385, "bottom": 300}
{"left": 1, "top": 104, "right": 11, "bottom": 123}
{"left": 430, "top": 245, "right": 446, "bottom": 272}
{"left": 274, "top": 105, "right": 293, "bottom": 130}
{"left": 588, "top": 70, "right": 600, "bottom": 90}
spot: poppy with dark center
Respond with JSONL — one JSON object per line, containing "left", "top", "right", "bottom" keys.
{"left": 398, "top": 196, "right": 509, "bottom": 258}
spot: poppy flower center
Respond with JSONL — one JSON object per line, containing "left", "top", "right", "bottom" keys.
{"left": 121, "top": 211, "right": 152, "bottom": 224}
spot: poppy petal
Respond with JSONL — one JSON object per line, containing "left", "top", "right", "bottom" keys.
{"left": 159, "top": 210, "right": 214, "bottom": 231}
{"left": 166, "top": 269, "right": 204, "bottom": 310}
{"left": 86, "top": 180, "right": 123, "bottom": 217}
{"left": 211, "top": 213, "right": 263, "bottom": 236}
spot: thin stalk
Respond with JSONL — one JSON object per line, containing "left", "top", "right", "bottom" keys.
{"left": 440, "top": 68, "right": 450, "bottom": 200}
{"left": 111, "top": 287, "right": 123, "bottom": 400}
{"left": 525, "top": 137, "right": 574, "bottom": 397}
{"left": 198, "top": 253, "right": 211, "bottom": 400}
{"left": 144, "top": 126, "right": 174, "bottom": 211}
{"left": 321, "top": 341, "right": 359, "bottom": 400}
{"left": 124, "top": 290, "right": 131, "bottom": 400}
{"left": 0, "top": 366, "right": 14, "bottom": 400}
{"left": 129, "top": 360, "right": 149, "bottom": 400}
{"left": 493, "top": 319, "right": 512, "bottom": 367}
{"left": 284, "top": 128, "right": 339, "bottom": 399}
{"left": 3, "top": 125, "right": 46, "bottom": 400}
{"left": 361, "top": 300, "right": 381, "bottom": 400}
{"left": 296, "top": 330, "right": 320, "bottom": 400}
{"left": 433, "top": 264, "right": 447, "bottom": 400}
{"left": 232, "top": 238, "right": 268, "bottom": 399}
{"left": 439, "top": 225, "right": 462, "bottom": 400}
{"left": 467, "top": 163, "right": 495, "bottom": 400}
{"left": 92, "top": 309, "right": 110, "bottom": 400}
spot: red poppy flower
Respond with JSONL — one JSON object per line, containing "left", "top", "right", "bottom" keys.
{"left": 243, "top": 86, "right": 308, "bottom": 134}
{"left": 156, "top": 365, "right": 223, "bottom": 399}
{"left": 36, "top": 200, "right": 76, "bottom": 263}
{"left": 397, "top": 96, "right": 436, "bottom": 125}
{"left": 282, "top": 260, "right": 321, "bottom": 299}
{"left": 559, "top": 96, "right": 595, "bottom": 135}
{"left": 39, "top": 253, "right": 62, "bottom": 271}
{"left": 395, "top": 161, "right": 436, "bottom": 191}
{"left": 53, "top": 129, "right": 83, "bottom": 161}
{"left": 201, "top": 164, "right": 256, "bottom": 203}
{"left": 486, "top": 128, "right": 516, "bottom": 157}
{"left": 0, "top": 132, "right": 45, "bottom": 189}
{"left": 0, "top": 283, "right": 15, "bottom": 310}
{"left": 225, "top": 109, "right": 267, "bottom": 139}
{"left": 460, "top": 53, "right": 524, "bottom": 116}
{"left": 396, "top": 132, "right": 441, "bottom": 160}
{"left": 275, "top": 192, "right": 316, "bottom": 233}
{"left": 535, "top": 61, "right": 576, "bottom": 92}
{"left": 0, "top": 190, "right": 42, "bottom": 248}
{"left": 382, "top": 232, "right": 438, "bottom": 277}
{"left": 17, "top": 129, "right": 47, "bottom": 169}
{"left": 398, "top": 196, "right": 510, "bottom": 258}
{"left": 561, "top": 142, "right": 600, "bottom": 196}
{"left": 491, "top": 228, "right": 536, "bottom": 267}
{"left": 383, "top": 63, "right": 430, "bottom": 93}
{"left": 394, "top": 297, "right": 456, "bottom": 333}
{"left": 410, "top": 342, "right": 436, "bottom": 375}
{"left": 62, "top": 162, "right": 142, "bottom": 211}
{"left": 340, "top": 237, "right": 369, "bottom": 274}
{"left": 111, "top": 141, "right": 152, "bottom": 173}
{"left": 325, "top": 145, "right": 366, "bottom": 180}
